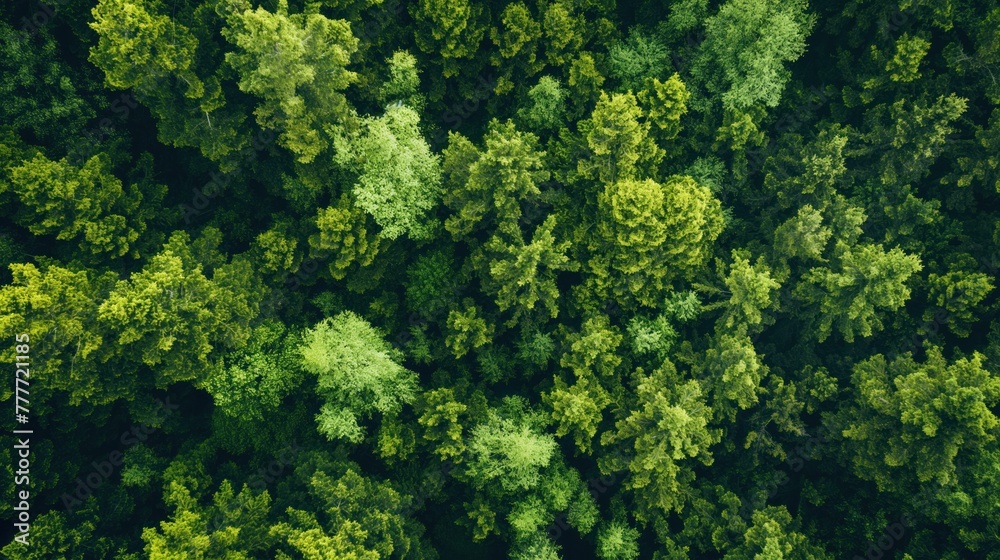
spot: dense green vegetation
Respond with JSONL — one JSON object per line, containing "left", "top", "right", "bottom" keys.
{"left": 2, "top": 0, "right": 999, "bottom": 558}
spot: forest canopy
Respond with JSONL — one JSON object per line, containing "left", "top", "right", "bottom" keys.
{"left": 2, "top": 0, "right": 1000, "bottom": 558}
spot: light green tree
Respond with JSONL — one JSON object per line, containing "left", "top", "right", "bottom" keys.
{"left": 337, "top": 104, "right": 442, "bottom": 240}
{"left": 490, "top": 1, "right": 543, "bottom": 92}
{"left": 544, "top": 371, "right": 610, "bottom": 454}
{"left": 638, "top": 74, "right": 691, "bottom": 143}
{"left": 596, "top": 520, "right": 641, "bottom": 560}
{"left": 465, "top": 397, "right": 558, "bottom": 492}
{"left": 577, "top": 91, "right": 663, "bottom": 185}
{"left": 300, "top": 311, "right": 419, "bottom": 442}
{"left": 694, "top": 0, "right": 815, "bottom": 110}
{"left": 923, "top": 268, "right": 994, "bottom": 337}
{"left": 589, "top": 176, "right": 724, "bottom": 308}
{"left": 416, "top": 387, "right": 469, "bottom": 462}
{"left": 378, "top": 51, "right": 422, "bottom": 107}
{"left": 700, "top": 330, "right": 769, "bottom": 420}
{"left": 715, "top": 252, "right": 781, "bottom": 331}
{"left": 772, "top": 205, "right": 833, "bottom": 263}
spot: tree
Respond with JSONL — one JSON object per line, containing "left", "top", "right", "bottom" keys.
{"left": 638, "top": 74, "right": 691, "bottom": 143}
{"left": 98, "top": 230, "right": 260, "bottom": 387}
{"left": 540, "top": 1, "right": 586, "bottom": 68}
{"left": 517, "top": 76, "right": 567, "bottom": 133}
{"left": 0, "top": 262, "right": 118, "bottom": 405}
{"left": 464, "top": 397, "right": 558, "bottom": 493}
{"left": 416, "top": 387, "right": 468, "bottom": 462}
{"left": 567, "top": 52, "right": 606, "bottom": 116}
{"left": 0, "top": 511, "right": 117, "bottom": 560}
{"left": 480, "top": 215, "right": 577, "bottom": 326}
{"left": 0, "top": 23, "right": 94, "bottom": 149}
{"left": 608, "top": 31, "right": 670, "bottom": 93}
{"left": 142, "top": 480, "right": 273, "bottom": 559}
{"left": 90, "top": 0, "right": 248, "bottom": 163}
{"left": 693, "top": 0, "right": 815, "bottom": 110}
{"left": 860, "top": 94, "right": 967, "bottom": 187}
{"left": 300, "top": 311, "right": 419, "bottom": 443}
{"left": 490, "top": 2, "right": 543, "bottom": 92}
{"left": 589, "top": 175, "right": 724, "bottom": 308}
{"left": 700, "top": 330, "right": 769, "bottom": 420}
{"left": 308, "top": 194, "right": 382, "bottom": 281}
{"left": 443, "top": 121, "right": 549, "bottom": 239}
{"left": 715, "top": 252, "right": 781, "bottom": 332}
{"left": 724, "top": 506, "right": 831, "bottom": 560}
{"left": 251, "top": 219, "right": 301, "bottom": 278}
{"left": 337, "top": 104, "right": 442, "bottom": 240}
{"left": 544, "top": 371, "right": 610, "bottom": 454}
{"left": 445, "top": 300, "right": 495, "bottom": 358}
{"left": 763, "top": 127, "right": 850, "bottom": 211}
{"left": 272, "top": 456, "right": 435, "bottom": 559}
{"left": 89, "top": 0, "right": 200, "bottom": 94}
{"left": 772, "top": 205, "right": 833, "bottom": 263}
{"left": 202, "top": 320, "right": 306, "bottom": 422}
{"left": 5, "top": 152, "right": 161, "bottom": 258}
{"left": 793, "top": 242, "right": 922, "bottom": 342}
{"left": 922, "top": 268, "right": 994, "bottom": 337}
{"left": 596, "top": 520, "right": 641, "bottom": 560}
{"left": 600, "top": 362, "right": 720, "bottom": 522}
{"left": 411, "top": 0, "right": 487, "bottom": 78}
{"left": 577, "top": 91, "right": 663, "bottom": 185}
{"left": 378, "top": 51, "right": 424, "bottom": 109}
{"left": 222, "top": 0, "right": 359, "bottom": 163}
{"left": 830, "top": 349, "right": 1000, "bottom": 491}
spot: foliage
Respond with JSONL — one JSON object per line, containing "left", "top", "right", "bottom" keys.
{"left": 5, "top": 0, "right": 1000, "bottom": 558}
{"left": 300, "top": 311, "right": 419, "bottom": 442}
